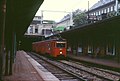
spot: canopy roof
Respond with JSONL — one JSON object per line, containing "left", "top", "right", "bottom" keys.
{"left": 5, "top": 0, "right": 44, "bottom": 38}
{"left": 47, "top": 15, "right": 120, "bottom": 45}
{"left": 53, "top": 26, "right": 65, "bottom": 31}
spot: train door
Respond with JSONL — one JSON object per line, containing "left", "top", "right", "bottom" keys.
{"left": 50, "top": 41, "right": 55, "bottom": 56}
{"left": 46, "top": 42, "right": 51, "bottom": 54}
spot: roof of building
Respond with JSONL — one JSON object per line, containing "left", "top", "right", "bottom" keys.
{"left": 90, "top": 0, "right": 114, "bottom": 10}
{"left": 53, "top": 26, "right": 65, "bottom": 31}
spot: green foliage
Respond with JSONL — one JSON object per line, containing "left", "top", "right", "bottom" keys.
{"left": 73, "top": 11, "right": 87, "bottom": 27}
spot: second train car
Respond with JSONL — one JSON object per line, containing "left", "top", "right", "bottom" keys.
{"left": 32, "top": 38, "right": 67, "bottom": 57}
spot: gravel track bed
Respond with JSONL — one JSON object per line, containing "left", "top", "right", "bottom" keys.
{"left": 29, "top": 52, "right": 120, "bottom": 81}
{"left": 60, "top": 60, "right": 120, "bottom": 81}
{"left": 28, "top": 52, "right": 81, "bottom": 81}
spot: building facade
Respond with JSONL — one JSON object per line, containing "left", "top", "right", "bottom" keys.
{"left": 54, "top": 13, "right": 73, "bottom": 33}
{"left": 25, "top": 16, "right": 55, "bottom": 37}
{"left": 87, "top": 0, "right": 120, "bottom": 21}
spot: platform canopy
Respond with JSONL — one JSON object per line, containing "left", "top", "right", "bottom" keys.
{"left": 5, "top": 0, "right": 44, "bottom": 38}
{"left": 53, "top": 26, "right": 65, "bottom": 31}
{"left": 48, "top": 15, "right": 120, "bottom": 45}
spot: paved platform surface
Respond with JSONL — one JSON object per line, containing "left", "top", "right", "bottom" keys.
{"left": 3, "top": 51, "right": 59, "bottom": 81}
{"left": 3, "top": 51, "right": 119, "bottom": 81}
{"left": 3, "top": 51, "right": 44, "bottom": 81}
{"left": 67, "top": 54, "right": 120, "bottom": 69}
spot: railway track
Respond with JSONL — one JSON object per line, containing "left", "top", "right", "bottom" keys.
{"left": 28, "top": 52, "right": 83, "bottom": 81}
{"left": 60, "top": 60, "right": 120, "bottom": 81}
{"left": 28, "top": 52, "right": 120, "bottom": 81}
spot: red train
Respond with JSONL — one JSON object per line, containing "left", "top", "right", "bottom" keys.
{"left": 32, "top": 38, "right": 67, "bottom": 57}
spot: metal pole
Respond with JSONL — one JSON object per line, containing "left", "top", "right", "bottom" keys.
{"left": 0, "top": 0, "right": 3, "bottom": 79}
{"left": 70, "top": 12, "right": 73, "bottom": 27}
{"left": 9, "top": 32, "right": 14, "bottom": 75}
{"left": 13, "top": 32, "right": 16, "bottom": 63}
{"left": 88, "top": 1, "right": 90, "bottom": 23}
{"left": 88, "top": 1, "right": 89, "bottom": 13}
{"left": 41, "top": 10, "right": 43, "bottom": 24}
{"left": 0, "top": 0, "right": 6, "bottom": 80}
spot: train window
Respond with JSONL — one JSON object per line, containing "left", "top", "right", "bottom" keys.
{"left": 56, "top": 43, "right": 66, "bottom": 48}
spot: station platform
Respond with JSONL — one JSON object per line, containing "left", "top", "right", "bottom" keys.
{"left": 67, "top": 54, "right": 120, "bottom": 69}
{"left": 3, "top": 51, "right": 59, "bottom": 81}
{"left": 3, "top": 51, "right": 119, "bottom": 81}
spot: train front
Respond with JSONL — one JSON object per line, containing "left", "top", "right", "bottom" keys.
{"left": 54, "top": 39, "right": 67, "bottom": 57}
{"left": 52, "top": 39, "right": 67, "bottom": 57}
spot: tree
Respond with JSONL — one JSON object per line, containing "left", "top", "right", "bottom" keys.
{"left": 73, "top": 11, "right": 87, "bottom": 27}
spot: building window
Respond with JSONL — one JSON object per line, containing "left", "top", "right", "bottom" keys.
{"left": 35, "top": 28, "right": 38, "bottom": 33}
{"left": 101, "top": 10, "right": 104, "bottom": 14}
{"left": 114, "top": 6, "right": 116, "bottom": 11}
{"left": 111, "top": 6, "right": 113, "bottom": 11}
{"left": 104, "top": 9, "right": 107, "bottom": 13}
{"left": 30, "top": 26, "right": 33, "bottom": 33}
{"left": 35, "top": 26, "right": 38, "bottom": 33}
{"left": 96, "top": 12, "right": 98, "bottom": 16}
{"left": 107, "top": 7, "right": 110, "bottom": 12}
{"left": 99, "top": 11, "right": 101, "bottom": 15}
{"left": 42, "top": 29, "right": 45, "bottom": 35}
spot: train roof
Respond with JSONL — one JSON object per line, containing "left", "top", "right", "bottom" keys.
{"left": 32, "top": 38, "right": 66, "bottom": 44}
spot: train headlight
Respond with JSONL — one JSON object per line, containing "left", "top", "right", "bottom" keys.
{"left": 60, "top": 52, "right": 62, "bottom": 54}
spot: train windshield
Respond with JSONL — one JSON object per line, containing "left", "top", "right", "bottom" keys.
{"left": 56, "top": 42, "right": 66, "bottom": 48}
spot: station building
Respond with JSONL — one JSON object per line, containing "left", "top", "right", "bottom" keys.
{"left": 55, "top": 0, "right": 120, "bottom": 32}
{"left": 87, "top": 0, "right": 120, "bottom": 22}
{"left": 56, "top": 15, "right": 120, "bottom": 63}
{"left": 25, "top": 16, "right": 55, "bottom": 37}
{"left": 53, "top": 13, "right": 74, "bottom": 34}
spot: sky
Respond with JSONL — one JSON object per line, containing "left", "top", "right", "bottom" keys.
{"left": 36, "top": 0, "right": 99, "bottom": 22}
